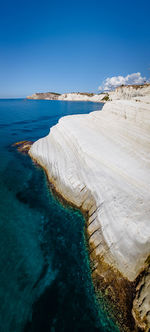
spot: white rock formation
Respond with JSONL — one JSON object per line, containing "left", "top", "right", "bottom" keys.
{"left": 109, "top": 83, "right": 150, "bottom": 103}
{"left": 26, "top": 92, "right": 107, "bottom": 102}
{"left": 58, "top": 92, "right": 106, "bottom": 102}
{"left": 29, "top": 85, "right": 150, "bottom": 329}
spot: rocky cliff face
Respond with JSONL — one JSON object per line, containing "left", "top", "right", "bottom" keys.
{"left": 26, "top": 92, "right": 107, "bottom": 102}
{"left": 109, "top": 84, "right": 150, "bottom": 103}
{"left": 29, "top": 85, "right": 150, "bottom": 331}
{"left": 26, "top": 92, "right": 61, "bottom": 100}
{"left": 58, "top": 92, "right": 106, "bottom": 102}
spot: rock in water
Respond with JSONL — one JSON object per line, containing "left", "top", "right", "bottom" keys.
{"left": 29, "top": 85, "right": 150, "bottom": 331}
{"left": 12, "top": 141, "right": 33, "bottom": 154}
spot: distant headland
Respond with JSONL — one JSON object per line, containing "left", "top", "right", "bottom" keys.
{"left": 26, "top": 91, "right": 107, "bottom": 102}
{"left": 26, "top": 84, "right": 150, "bottom": 103}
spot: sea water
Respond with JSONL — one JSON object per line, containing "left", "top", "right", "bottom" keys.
{"left": 0, "top": 99, "right": 118, "bottom": 332}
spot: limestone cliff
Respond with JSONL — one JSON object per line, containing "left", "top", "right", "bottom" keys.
{"left": 109, "top": 83, "right": 150, "bottom": 103}
{"left": 26, "top": 92, "right": 61, "bottom": 100}
{"left": 29, "top": 85, "right": 150, "bottom": 331}
{"left": 26, "top": 92, "right": 106, "bottom": 102}
{"left": 58, "top": 92, "right": 106, "bottom": 102}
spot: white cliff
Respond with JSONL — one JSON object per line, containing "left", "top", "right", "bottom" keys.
{"left": 27, "top": 92, "right": 107, "bottom": 102}
{"left": 58, "top": 92, "right": 106, "bottom": 102}
{"left": 109, "top": 83, "right": 150, "bottom": 103}
{"left": 29, "top": 85, "right": 150, "bottom": 330}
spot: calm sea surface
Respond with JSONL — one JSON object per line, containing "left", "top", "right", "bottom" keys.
{"left": 0, "top": 99, "right": 118, "bottom": 332}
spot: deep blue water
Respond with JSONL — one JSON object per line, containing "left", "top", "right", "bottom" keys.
{"left": 0, "top": 99, "right": 118, "bottom": 332}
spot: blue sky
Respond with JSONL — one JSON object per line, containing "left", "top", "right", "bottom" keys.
{"left": 0, "top": 0, "right": 150, "bottom": 98}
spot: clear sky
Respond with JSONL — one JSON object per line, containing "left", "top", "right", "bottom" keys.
{"left": 0, "top": 0, "right": 150, "bottom": 98}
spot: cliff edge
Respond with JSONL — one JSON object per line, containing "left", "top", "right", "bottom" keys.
{"left": 26, "top": 92, "right": 61, "bottom": 100}
{"left": 26, "top": 92, "right": 107, "bottom": 102}
{"left": 29, "top": 85, "right": 150, "bottom": 331}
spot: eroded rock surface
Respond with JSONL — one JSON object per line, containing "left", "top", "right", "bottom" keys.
{"left": 27, "top": 91, "right": 106, "bottom": 102}
{"left": 29, "top": 85, "right": 150, "bottom": 330}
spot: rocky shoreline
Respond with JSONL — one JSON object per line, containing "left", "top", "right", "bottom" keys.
{"left": 26, "top": 91, "right": 107, "bottom": 102}
{"left": 28, "top": 84, "right": 150, "bottom": 331}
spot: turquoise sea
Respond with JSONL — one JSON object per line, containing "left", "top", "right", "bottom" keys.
{"left": 0, "top": 99, "right": 118, "bottom": 332}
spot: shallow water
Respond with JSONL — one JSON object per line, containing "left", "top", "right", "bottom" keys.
{"left": 0, "top": 99, "right": 118, "bottom": 332}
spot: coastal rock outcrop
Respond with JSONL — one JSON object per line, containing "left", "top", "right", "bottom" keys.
{"left": 109, "top": 83, "right": 150, "bottom": 103}
{"left": 29, "top": 85, "right": 150, "bottom": 331}
{"left": 58, "top": 92, "right": 106, "bottom": 102}
{"left": 27, "top": 92, "right": 107, "bottom": 102}
{"left": 26, "top": 92, "right": 61, "bottom": 100}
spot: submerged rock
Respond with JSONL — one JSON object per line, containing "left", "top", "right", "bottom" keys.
{"left": 13, "top": 141, "right": 33, "bottom": 154}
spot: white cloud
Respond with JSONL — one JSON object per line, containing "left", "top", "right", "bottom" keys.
{"left": 98, "top": 72, "right": 149, "bottom": 91}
